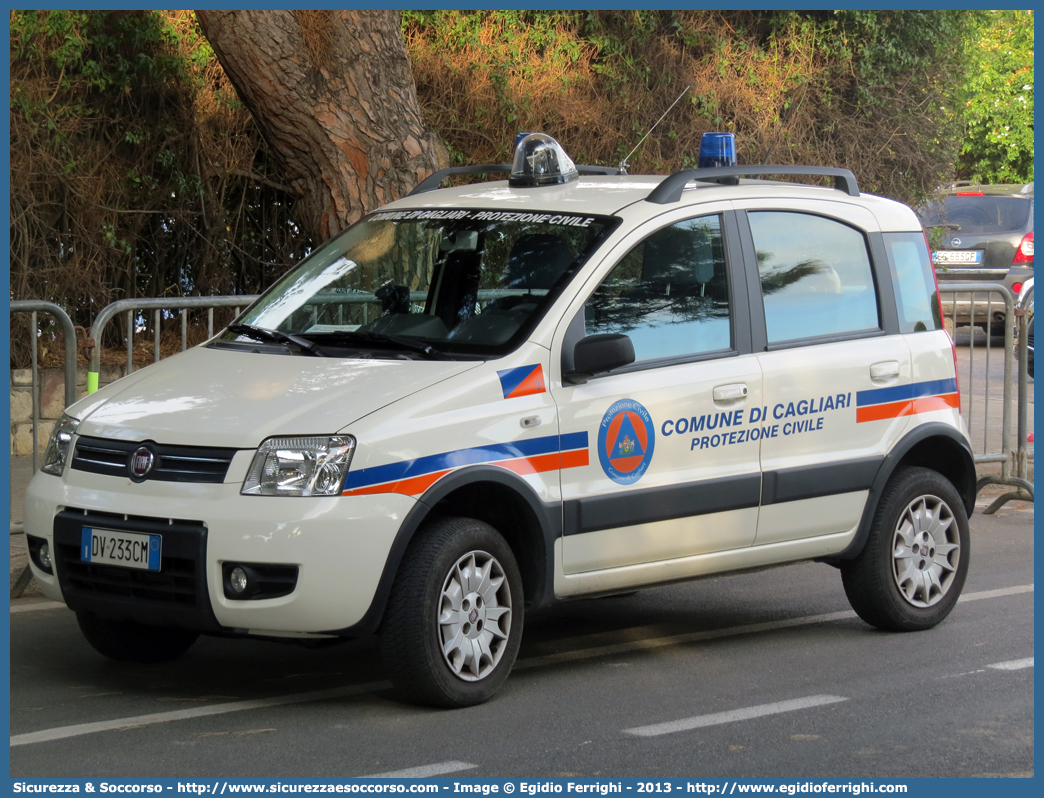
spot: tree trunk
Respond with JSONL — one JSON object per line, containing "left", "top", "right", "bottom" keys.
{"left": 196, "top": 10, "right": 447, "bottom": 243}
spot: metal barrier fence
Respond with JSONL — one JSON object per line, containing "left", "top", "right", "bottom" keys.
{"left": 937, "top": 282, "right": 1033, "bottom": 514}
{"left": 9, "top": 301, "right": 80, "bottom": 597}
{"left": 9, "top": 301, "right": 79, "bottom": 470}
{"left": 86, "top": 295, "right": 259, "bottom": 393}
{"left": 10, "top": 296, "right": 257, "bottom": 597}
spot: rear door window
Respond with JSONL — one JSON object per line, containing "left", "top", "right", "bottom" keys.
{"left": 748, "top": 211, "right": 880, "bottom": 343}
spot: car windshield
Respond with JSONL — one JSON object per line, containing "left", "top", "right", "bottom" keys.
{"left": 225, "top": 208, "right": 616, "bottom": 358}
{"left": 919, "top": 195, "right": 1032, "bottom": 235}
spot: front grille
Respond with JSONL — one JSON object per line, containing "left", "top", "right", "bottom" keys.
{"left": 72, "top": 436, "right": 237, "bottom": 483}
{"left": 56, "top": 544, "right": 198, "bottom": 605}
{"left": 53, "top": 507, "right": 221, "bottom": 632}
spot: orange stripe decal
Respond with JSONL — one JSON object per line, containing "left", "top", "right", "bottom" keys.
{"left": 856, "top": 392, "right": 959, "bottom": 423}
{"left": 560, "top": 448, "right": 590, "bottom": 469}
{"left": 498, "top": 452, "right": 562, "bottom": 476}
{"left": 910, "top": 393, "right": 960, "bottom": 414}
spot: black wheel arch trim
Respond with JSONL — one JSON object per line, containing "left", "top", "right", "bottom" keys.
{"left": 833, "top": 423, "right": 975, "bottom": 561}
{"left": 323, "top": 465, "right": 560, "bottom": 638}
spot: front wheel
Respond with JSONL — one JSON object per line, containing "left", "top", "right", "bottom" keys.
{"left": 841, "top": 467, "right": 969, "bottom": 631}
{"left": 379, "top": 517, "right": 524, "bottom": 707}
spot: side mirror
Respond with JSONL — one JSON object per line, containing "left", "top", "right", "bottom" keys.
{"left": 565, "top": 334, "right": 635, "bottom": 384}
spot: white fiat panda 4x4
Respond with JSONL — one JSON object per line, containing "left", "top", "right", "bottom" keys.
{"left": 26, "top": 134, "right": 974, "bottom": 707}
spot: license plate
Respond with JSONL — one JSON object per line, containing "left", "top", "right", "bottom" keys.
{"left": 933, "top": 250, "right": 983, "bottom": 265}
{"left": 81, "top": 527, "right": 162, "bottom": 571}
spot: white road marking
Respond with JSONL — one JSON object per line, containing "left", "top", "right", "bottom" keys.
{"left": 10, "top": 583, "right": 1032, "bottom": 747}
{"left": 10, "top": 682, "right": 389, "bottom": 747}
{"left": 10, "top": 601, "right": 68, "bottom": 614}
{"left": 988, "top": 657, "right": 1033, "bottom": 671}
{"left": 624, "top": 695, "right": 848, "bottom": 737}
{"left": 957, "top": 584, "right": 1033, "bottom": 603}
{"left": 938, "top": 669, "right": 986, "bottom": 679}
{"left": 364, "top": 762, "right": 477, "bottom": 778}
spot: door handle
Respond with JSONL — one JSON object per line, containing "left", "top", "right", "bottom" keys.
{"left": 713, "top": 383, "right": 748, "bottom": 402}
{"left": 870, "top": 361, "right": 900, "bottom": 380}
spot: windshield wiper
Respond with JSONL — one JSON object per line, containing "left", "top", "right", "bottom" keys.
{"left": 310, "top": 330, "right": 448, "bottom": 360}
{"left": 227, "top": 323, "right": 328, "bottom": 357}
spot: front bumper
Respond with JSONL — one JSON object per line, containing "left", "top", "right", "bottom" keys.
{"left": 24, "top": 459, "right": 415, "bottom": 635}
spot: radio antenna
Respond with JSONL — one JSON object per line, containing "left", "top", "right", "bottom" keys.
{"left": 617, "top": 83, "right": 692, "bottom": 175}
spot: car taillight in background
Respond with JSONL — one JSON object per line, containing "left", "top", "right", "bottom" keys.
{"left": 1013, "top": 231, "right": 1034, "bottom": 264}
{"left": 1011, "top": 282, "right": 1023, "bottom": 295}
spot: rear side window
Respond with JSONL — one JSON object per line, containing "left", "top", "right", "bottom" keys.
{"left": 885, "top": 233, "right": 941, "bottom": 333}
{"left": 748, "top": 211, "right": 880, "bottom": 343}
{"left": 584, "top": 214, "right": 731, "bottom": 362}
{"left": 918, "top": 196, "right": 1031, "bottom": 235}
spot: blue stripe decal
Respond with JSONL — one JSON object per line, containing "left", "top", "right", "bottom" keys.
{"left": 343, "top": 432, "right": 590, "bottom": 491}
{"left": 856, "top": 378, "right": 957, "bottom": 407}
{"left": 559, "top": 431, "right": 588, "bottom": 451}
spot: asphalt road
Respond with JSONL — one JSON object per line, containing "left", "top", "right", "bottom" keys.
{"left": 10, "top": 500, "right": 1033, "bottom": 779}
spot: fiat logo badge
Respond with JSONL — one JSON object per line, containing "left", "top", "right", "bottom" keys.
{"left": 130, "top": 446, "right": 154, "bottom": 479}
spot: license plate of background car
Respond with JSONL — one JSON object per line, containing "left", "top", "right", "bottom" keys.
{"left": 80, "top": 527, "right": 162, "bottom": 571}
{"left": 933, "top": 250, "right": 983, "bottom": 264}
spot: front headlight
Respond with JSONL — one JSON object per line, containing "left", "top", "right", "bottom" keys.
{"left": 42, "top": 415, "right": 79, "bottom": 476}
{"left": 242, "top": 436, "right": 356, "bottom": 497}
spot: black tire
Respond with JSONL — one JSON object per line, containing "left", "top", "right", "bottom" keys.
{"left": 379, "top": 517, "right": 524, "bottom": 708}
{"left": 76, "top": 612, "right": 199, "bottom": 664}
{"left": 841, "top": 467, "right": 969, "bottom": 632}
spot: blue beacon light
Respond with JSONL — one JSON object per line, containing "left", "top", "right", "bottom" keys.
{"left": 698, "top": 132, "right": 737, "bottom": 168}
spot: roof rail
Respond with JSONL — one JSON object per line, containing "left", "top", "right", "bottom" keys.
{"left": 409, "top": 164, "right": 622, "bottom": 196}
{"left": 646, "top": 165, "right": 860, "bottom": 204}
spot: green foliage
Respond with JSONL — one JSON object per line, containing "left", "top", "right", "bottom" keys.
{"left": 404, "top": 11, "right": 978, "bottom": 202}
{"left": 12, "top": 9, "right": 1002, "bottom": 366}
{"left": 958, "top": 10, "right": 1034, "bottom": 184}
{"left": 10, "top": 10, "right": 308, "bottom": 366}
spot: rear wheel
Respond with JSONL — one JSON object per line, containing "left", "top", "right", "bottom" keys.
{"left": 76, "top": 612, "right": 199, "bottom": 663}
{"left": 379, "top": 517, "right": 523, "bottom": 707}
{"left": 841, "top": 467, "right": 969, "bottom": 631}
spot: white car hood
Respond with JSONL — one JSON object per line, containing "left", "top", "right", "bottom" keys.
{"left": 75, "top": 346, "right": 480, "bottom": 448}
